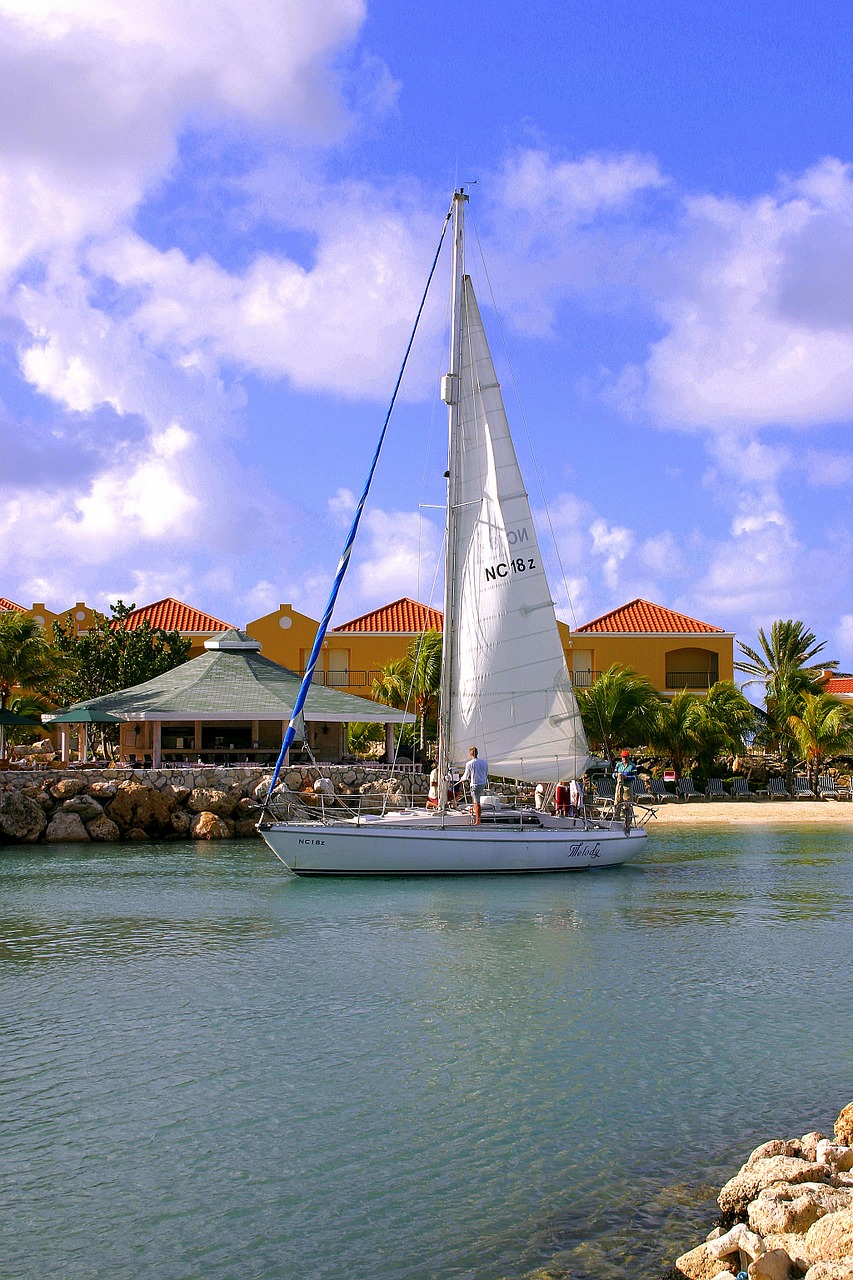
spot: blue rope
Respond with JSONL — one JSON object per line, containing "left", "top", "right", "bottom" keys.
{"left": 265, "top": 206, "right": 452, "bottom": 803}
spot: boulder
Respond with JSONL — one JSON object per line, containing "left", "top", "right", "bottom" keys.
{"left": 170, "top": 785, "right": 190, "bottom": 805}
{"left": 236, "top": 797, "right": 260, "bottom": 815}
{"left": 86, "top": 814, "right": 121, "bottom": 842}
{"left": 804, "top": 1135, "right": 832, "bottom": 1162}
{"left": 749, "top": 1184, "right": 853, "bottom": 1236}
{"left": 170, "top": 810, "right": 192, "bottom": 835}
{"left": 254, "top": 775, "right": 276, "bottom": 800}
{"left": 45, "top": 811, "right": 90, "bottom": 842}
{"left": 35, "top": 789, "right": 54, "bottom": 811}
{"left": 124, "top": 827, "right": 149, "bottom": 842}
{"left": 748, "top": 1249, "right": 793, "bottom": 1279}
{"left": 62, "top": 794, "right": 104, "bottom": 822}
{"left": 837, "top": 1109, "right": 853, "bottom": 1148}
{"left": 50, "top": 778, "right": 85, "bottom": 799}
{"left": 748, "top": 1142, "right": 805, "bottom": 1168}
{"left": 763, "top": 1234, "right": 810, "bottom": 1275}
{"left": 817, "top": 1144, "right": 853, "bottom": 1174}
{"left": 234, "top": 819, "right": 260, "bottom": 838}
{"left": 709, "top": 1224, "right": 765, "bottom": 1262}
{"left": 191, "top": 811, "right": 233, "bottom": 840}
{"left": 807, "top": 1211, "right": 853, "bottom": 1263}
{"left": 675, "top": 1241, "right": 737, "bottom": 1279}
{"left": 107, "top": 782, "right": 176, "bottom": 833}
{"left": 88, "top": 781, "right": 117, "bottom": 800}
{"left": 187, "top": 788, "right": 236, "bottom": 818}
{"left": 720, "top": 1159, "right": 832, "bottom": 1217}
{"left": 804, "top": 1262, "right": 853, "bottom": 1279}
{"left": 0, "top": 790, "right": 48, "bottom": 842}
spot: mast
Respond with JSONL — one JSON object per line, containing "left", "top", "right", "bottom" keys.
{"left": 437, "top": 189, "right": 467, "bottom": 810}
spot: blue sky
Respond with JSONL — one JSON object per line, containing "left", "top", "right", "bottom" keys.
{"left": 0, "top": 0, "right": 852, "bottom": 664}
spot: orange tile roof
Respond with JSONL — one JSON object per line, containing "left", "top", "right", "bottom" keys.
{"left": 113, "top": 597, "right": 234, "bottom": 634}
{"left": 333, "top": 597, "right": 444, "bottom": 634}
{"left": 826, "top": 677, "right": 853, "bottom": 695}
{"left": 576, "top": 598, "right": 725, "bottom": 635}
{"left": 0, "top": 597, "right": 25, "bottom": 612}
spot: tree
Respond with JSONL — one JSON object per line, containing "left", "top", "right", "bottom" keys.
{"left": 736, "top": 620, "right": 837, "bottom": 700}
{"left": 0, "top": 612, "right": 65, "bottom": 758}
{"left": 50, "top": 602, "right": 191, "bottom": 755}
{"left": 736, "top": 620, "right": 839, "bottom": 781}
{"left": 371, "top": 630, "right": 443, "bottom": 753}
{"left": 787, "top": 692, "right": 853, "bottom": 791}
{"left": 692, "top": 680, "right": 757, "bottom": 779}
{"left": 575, "top": 665, "right": 659, "bottom": 756}
{"left": 648, "top": 689, "right": 701, "bottom": 778}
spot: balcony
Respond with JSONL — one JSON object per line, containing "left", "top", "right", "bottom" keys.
{"left": 299, "top": 669, "right": 382, "bottom": 691}
{"left": 570, "top": 670, "right": 601, "bottom": 688}
{"left": 665, "top": 671, "right": 716, "bottom": 690}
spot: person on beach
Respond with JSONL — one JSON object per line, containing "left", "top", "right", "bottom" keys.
{"left": 461, "top": 746, "right": 489, "bottom": 825}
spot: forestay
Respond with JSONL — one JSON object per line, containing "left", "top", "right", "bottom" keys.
{"left": 447, "top": 277, "right": 589, "bottom": 783}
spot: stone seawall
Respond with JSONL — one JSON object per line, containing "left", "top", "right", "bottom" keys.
{"left": 0, "top": 765, "right": 429, "bottom": 846}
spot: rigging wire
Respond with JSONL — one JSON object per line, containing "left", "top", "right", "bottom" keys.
{"left": 263, "top": 203, "right": 453, "bottom": 805}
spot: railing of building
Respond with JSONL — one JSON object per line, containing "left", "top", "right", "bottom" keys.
{"left": 665, "top": 671, "right": 717, "bottom": 689}
{"left": 569, "top": 670, "right": 601, "bottom": 688}
{"left": 298, "top": 669, "right": 383, "bottom": 690}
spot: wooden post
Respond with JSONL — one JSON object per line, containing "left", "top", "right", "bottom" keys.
{"left": 385, "top": 722, "right": 394, "bottom": 764}
{"left": 194, "top": 721, "right": 202, "bottom": 756}
{"left": 60, "top": 729, "right": 69, "bottom": 765}
{"left": 152, "top": 721, "right": 162, "bottom": 768}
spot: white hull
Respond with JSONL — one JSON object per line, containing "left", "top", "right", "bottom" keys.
{"left": 259, "top": 809, "right": 646, "bottom": 875}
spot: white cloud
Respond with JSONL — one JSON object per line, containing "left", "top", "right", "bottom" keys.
{"left": 589, "top": 518, "right": 634, "bottom": 591}
{"left": 630, "top": 159, "right": 853, "bottom": 428}
{"left": 500, "top": 150, "right": 666, "bottom": 224}
{"left": 837, "top": 616, "right": 853, "bottom": 667}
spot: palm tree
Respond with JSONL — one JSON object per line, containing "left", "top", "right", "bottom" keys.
{"left": 575, "top": 665, "right": 659, "bottom": 756}
{"left": 737, "top": 621, "right": 839, "bottom": 783}
{"left": 736, "top": 620, "right": 837, "bottom": 699}
{"left": 371, "top": 659, "right": 410, "bottom": 710}
{"left": 405, "top": 630, "right": 442, "bottom": 750}
{"left": 648, "top": 689, "right": 701, "bottom": 778}
{"left": 0, "top": 613, "right": 64, "bottom": 758}
{"left": 692, "top": 680, "right": 757, "bottom": 779}
{"left": 787, "top": 692, "right": 853, "bottom": 792}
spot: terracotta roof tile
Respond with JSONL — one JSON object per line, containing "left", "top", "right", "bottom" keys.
{"left": 826, "top": 677, "right": 853, "bottom": 695}
{"left": 112, "top": 597, "right": 233, "bottom": 634}
{"left": 333, "top": 597, "right": 444, "bottom": 634}
{"left": 576, "top": 598, "right": 725, "bottom": 635}
{"left": 0, "top": 597, "right": 26, "bottom": 612}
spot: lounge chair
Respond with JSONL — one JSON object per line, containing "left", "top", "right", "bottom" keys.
{"left": 594, "top": 777, "right": 616, "bottom": 802}
{"left": 730, "top": 778, "right": 753, "bottom": 800}
{"left": 792, "top": 775, "right": 815, "bottom": 799}
{"left": 677, "top": 777, "right": 704, "bottom": 800}
{"left": 648, "top": 778, "right": 673, "bottom": 802}
{"left": 705, "top": 778, "right": 728, "bottom": 800}
{"left": 818, "top": 774, "right": 840, "bottom": 800}
{"left": 766, "top": 777, "right": 790, "bottom": 799}
{"left": 633, "top": 777, "right": 656, "bottom": 803}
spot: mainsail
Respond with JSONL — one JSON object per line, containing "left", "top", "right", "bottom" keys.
{"left": 446, "top": 276, "right": 588, "bottom": 783}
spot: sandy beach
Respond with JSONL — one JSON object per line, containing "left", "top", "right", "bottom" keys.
{"left": 644, "top": 799, "right": 853, "bottom": 825}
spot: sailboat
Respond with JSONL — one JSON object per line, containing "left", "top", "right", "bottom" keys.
{"left": 259, "top": 190, "right": 648, "bottom": 874}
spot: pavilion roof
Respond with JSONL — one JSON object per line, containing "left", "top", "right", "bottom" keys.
{"left": 57, "top": 635, "right": 413, "bottom": 724}
{"left": 0, "top": 597, "right": 26, "bottom": 612}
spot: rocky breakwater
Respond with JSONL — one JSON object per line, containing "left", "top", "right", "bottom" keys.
{"left": 672, "top": 1102, "right": 853, "bottom": 1280}
{"left": 0, "top": 764, "right": 428, "bottom": 845}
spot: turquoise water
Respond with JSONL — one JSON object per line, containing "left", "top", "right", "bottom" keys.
{"left": 3, "top": 826, "right": 853, "bottom": 1280}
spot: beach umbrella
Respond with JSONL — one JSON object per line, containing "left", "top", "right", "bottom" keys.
{"left": 0, "top": 708, "right": 43, "bottom": 726}
{"left": 41, "top": 708, "right": 122, "bottom": 724}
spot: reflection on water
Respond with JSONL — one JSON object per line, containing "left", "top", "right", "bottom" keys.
{"left": 2, "top": 827, "right": 853, "bottom": 1280}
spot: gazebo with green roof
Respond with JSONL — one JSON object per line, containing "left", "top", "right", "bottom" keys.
{"left": 53, "top": 630, "right": 413, "bottom": 766}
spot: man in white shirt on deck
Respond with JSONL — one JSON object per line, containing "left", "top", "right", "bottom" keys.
{"left": 461, "top": 746, "right": 489, "bottom": 825}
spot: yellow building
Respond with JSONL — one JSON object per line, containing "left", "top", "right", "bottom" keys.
{"left": 564, "top": 598, "right": 734, "bottom": 694}
{"left": 246, "top": 598, "right": 444, "bottom": 694}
